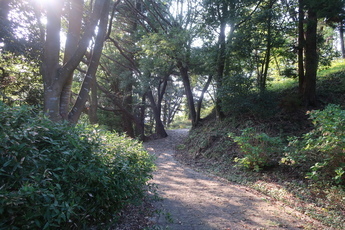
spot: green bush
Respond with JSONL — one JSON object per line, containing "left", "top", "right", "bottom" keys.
{"left": 282, "top": 104, "right": 345, "bottom": 184}
{"left": 0, "top": 103, "right": 155, "bottom": 229}
{"left": 219, "top": 74, "right": 278, "bottom": 117}
{"left": 219, "top": 74, "right": 255, "bottom": 115}
{"left": 229, "top": 127, "right": 283, "bottom": 172}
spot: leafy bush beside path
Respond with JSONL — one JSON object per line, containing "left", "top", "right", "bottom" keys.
{"left": 283, "top": 104, "right": 345, "bottom": 185}
{"left": 0, "top": 103, "right": 155, "bottom": 229}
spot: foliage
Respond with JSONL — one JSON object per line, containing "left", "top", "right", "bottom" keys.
{"left": 317, "top": 59, "right": 345, "bottom": 77}
{"left": 0, "top": 103, "right": 155, "bottom": 229}
{"left": 0, "top": 52, "right": 42, "bottom": 106}
{"left": 219, "top": 74, "right": 279, "bottom": 117}
{"left": 282, "top": 104, "right": 345, "bottom": 184}
{"left": 97, "top": 109, "right": 123, "bottom": 133}
{"left": 305, "top": 0, "right": 344, "bottom": 19}
{"left": 182, "top": 64, "right": 345, "bottom": 228}
{"left": 230, "top": 128, "right": 283, "bottom": 172}
{"left": 317, "top": 24, "right": 341, "bottom": 69}
{"left": 219, "top": 74, "right": 255, "bottom": 114}
{"left": 0, "top": 0, "right": 42, "bottom": 60}
{"left": 168, "top": 113, "right": 192, "bottom": 130}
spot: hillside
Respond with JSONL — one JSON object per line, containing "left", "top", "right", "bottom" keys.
{"left": 176, "top": 61, "right": 345, "bottom": 229}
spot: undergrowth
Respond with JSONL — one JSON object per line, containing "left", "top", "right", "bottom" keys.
{"left": 180, "top": 63, "right": 345, "bottom": 229}
{"left": 0, "top": 103, "right": 155, "bottom": 229}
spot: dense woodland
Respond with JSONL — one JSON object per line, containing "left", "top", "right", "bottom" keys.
{"left": 1, "top": 0, "right": 345, "bottom": 229}
{"left": 0, "top": 0, "right": 343, "bottom": 136}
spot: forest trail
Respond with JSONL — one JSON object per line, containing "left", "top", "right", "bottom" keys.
{"left": 145, "top": 129, "right": 330, "bottom": 230}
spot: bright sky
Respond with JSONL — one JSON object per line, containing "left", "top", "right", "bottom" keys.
{"left": 32, "top": 0, "right": 50, "bottom": 5}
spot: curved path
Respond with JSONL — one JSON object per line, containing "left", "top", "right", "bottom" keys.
{"left": 145, "top": 129, "right": 328, "bottom": 230}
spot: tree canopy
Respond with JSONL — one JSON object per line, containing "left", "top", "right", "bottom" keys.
{"left": 1, "top": 0, "right": 344, "bottom": 137}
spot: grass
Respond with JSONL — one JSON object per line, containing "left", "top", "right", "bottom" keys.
{"left": 318, "top": 59, "right": 345, "bottom": 77}
{"left": 269, "top": 77, "right": 297, "bottom": 91}
{"left": 178, "top": 60, "right": 345, "bottom": 229}
{"left": 168, "top": 115, "right": 192, "bottom": 129}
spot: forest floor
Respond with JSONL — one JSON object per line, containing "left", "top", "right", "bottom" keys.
{"left": 139, "top": 129, "right": 330, "bottom": 230}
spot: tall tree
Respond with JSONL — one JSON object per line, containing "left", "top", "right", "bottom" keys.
{"left": 303, "top": 6, "right": 317, "bottom": 105}
{"left": 135, "top": 0, "right": 202, "bottom": 127}
{"left": 300, "top": 0, "right": 344, "bottom": 105}
{"left": 203, "top": 0, "right": 231, "bottom": 119}
{"left": 298, "top": 0, "right": 305, "bottom": 94}
{"left": 96, "top": 0, "right": 155, "bottom": 138}
{"left": 257, "top": 0, "right": 277, "bottom": 91}
{"left": 203, "top": 0, "right": 264, "bottom": 117}
{"left": 42, "top": 0, "right": 110, "bottom": 122}
{"left": 339, "top": 20, "right": 345, "bottom": 58}
{"left": 170, "top": 0, "right": 200, "bottom": 127}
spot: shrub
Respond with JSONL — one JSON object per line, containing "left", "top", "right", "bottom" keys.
{"left": 219, "top": 74, "right": 278, "bottom": 117}
{"left": 282, "top": 104, "right": 345, "bottom": 184}
{"left": 229, "top": 127, "right": 283, "bottom": 172}
{"left": 219, "top": 74, "right": 255, "bottom": 115}
{"left": 0, "top": 103, "right": 155, "bottom": 229}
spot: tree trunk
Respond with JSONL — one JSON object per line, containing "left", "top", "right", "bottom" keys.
{"left": 60, "top": 0, "right": 83, "bottom": 120}
{"left": 145, "top": 75, "right": 169, "bottom": 138}
{"left": 303, "top": 8, "right": 318, "bottom": 106}
{"left": 215, "top": 18, "right": 227, "bottom": 120}
{"left": 340, "top": 21, "right": 345, "bottom": 58}
{"left": 196, "top": 75, "right": 212, "bottom": 124}
{"left": 121, "top": 1, "right": 141, "bottom": 137}
{"left": 122, "top": 83, "right": 135, "bottom": 137}
{"left": 298, "top": 0, "right": 305, "bottom": 95}
{"left": 98, "top": 82, "right": 146, "bottom": 139}
{"left": 68, "top": 0, "right": 110, "bottom": 123}
{"left": 42, "top": 0, "right": 64, "bottom": 121}
{"left": 163, "top": 98, "right": 168, "bottom": 126}
{"left": 42, "top": 0, "right": 108, "bottom": 122}
{"left": 146, "top": 90, "right": 168, "bottom": 138}
{"left": 260, "top": 0, "right": 274, "bottom": 91}
{"left": 89, "top": 73, "right": 98, "bottom": 124}
{"left": 157, "top": 76, "right": 168, "bottom": 115}
{"left": 136, "top": 95, "right": 146, "bottom": 140}
{"left": 177, "top": 61, "right": 197, "bottom": 127}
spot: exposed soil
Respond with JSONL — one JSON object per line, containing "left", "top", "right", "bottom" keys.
{"left": 144, "top": 129, "right": 331, "bottom": 230}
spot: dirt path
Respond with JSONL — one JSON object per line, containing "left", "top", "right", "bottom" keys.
{"left": 145, "top": 129, "right": 328, "bottom": 230}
